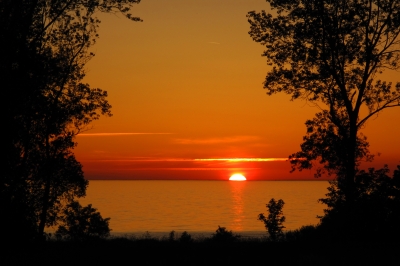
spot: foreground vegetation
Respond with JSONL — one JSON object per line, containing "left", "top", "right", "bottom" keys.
{"left": 6, "top": 164, "right": 394, "bottom": 265}
{"left": 4, "top": 228, "right": 400, "bottom": 266}
{"left": 2, "top": 4, "right": 399, "bottom": 266}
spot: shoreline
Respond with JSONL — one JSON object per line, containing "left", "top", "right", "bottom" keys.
{"left": 108, "top": 230, "right": 268, "bottom": 239}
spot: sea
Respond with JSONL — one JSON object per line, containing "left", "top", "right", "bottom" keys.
{"left": 78, "top": 181, "right": 329, "bottom": 238}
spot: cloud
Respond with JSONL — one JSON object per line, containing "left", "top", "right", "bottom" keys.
{"left": 194, "top": 158, "right": 288, "bottom": 162}
{"left": 86, "top": 157, "right": 287, "bottom": 163}
{"left": 174, "top": 136, "right": 259, "bottom": 145}
{"left": 120, "top": 168, "right": 260, "bottom": 171}
{"left": 208, "top": 41, "right": 220, "bottom": 45}
{"left": 77, "top": 133, "right": 173, "bottom": 137}
{"left": 91, "top": 158, "right": 194, "bottom": 162}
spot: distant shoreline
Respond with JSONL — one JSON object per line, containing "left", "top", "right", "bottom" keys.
{"left": 109, "top": 231, "right": 268, "bottom": 239}
{"left": 45, "top": 230, "right": 271, "bottom": 239}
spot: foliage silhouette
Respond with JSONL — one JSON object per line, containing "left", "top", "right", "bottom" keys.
{"left": 3, "top": 234, "right": 400, "bottom": 266}
{"left": 318, "top": 165, "right": 400, "bottom": 241}
{"left": 168, "top": 230, "right": 176, "bottom": 242}
{"left": 179, "top": 231, "right": 193, "bottom": 243}
{"left": 248, "top": 0, "right": 400, "bottom": 201}
{"left": 211, "top": 226, "right": 240, "bottom": 242}
{"left": 1, "top": 0, "right": 141, "bottom": 240}
{"left": 288, "top": 111, "right": 373, "bottom": 179}
{"left": 284, "top": 225, "right": 320, "bottom": 242}
{"left": 56, "top": 201, "right": 110, "bottom": 240}
{"left": 258, "top": 198, "right": 285, "bottom": 241}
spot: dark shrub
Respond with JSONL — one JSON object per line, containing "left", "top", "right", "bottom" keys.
{"left": 56, "top": 201, "right": 110, "bottom": 240}
{"left": 318, "top": 165, "right": 400, "bottom": 241}
{"left": 179, "top": 231, "right": 193, "bottom": 243}
{"left": 211, "top": 226, "right": 240, "bottom": 242}
{"left": 285, "top": 225, "right": 319, "bottom": 242}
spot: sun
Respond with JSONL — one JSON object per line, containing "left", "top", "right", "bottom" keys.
{"left": 229, "top": 174, "right": 246, "bottom": 181}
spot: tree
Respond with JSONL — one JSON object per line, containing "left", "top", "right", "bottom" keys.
{"left": 56, "top": 201, "right": 111, "bottom": 240}
{"left": 211, "top": 226, "right": 240, "bottom": 242}
{"left": 0, "top": 0, "right": 141, "bottom": 240}
{"left": 178, "top": 231, "right": 193, "bottom": 243}
{"left": 288, "top": 110, "right": 374, "bottom": 193}
{"left": 318, "top": 165, "right": 400, "bottom": 240}
{"left": 247, "top": 0, "right": 400, "bottom": 201}
{"left": 258, "top": 198, "right": 285, "bottom": 241}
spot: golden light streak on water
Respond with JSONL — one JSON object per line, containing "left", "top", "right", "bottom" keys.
{"left": 77, "top": 181, "right": 328, "bottom": 235}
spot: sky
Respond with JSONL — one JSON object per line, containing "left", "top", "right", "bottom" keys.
{"left": 75, "top": 0, "right": 400, "bottom": 181}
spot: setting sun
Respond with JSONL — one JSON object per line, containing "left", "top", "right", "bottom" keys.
{"left": 229, "top": 174, "right": 246, "bottom": 181}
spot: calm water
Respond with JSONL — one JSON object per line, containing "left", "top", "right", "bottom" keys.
{"left": 79, "top": 181, "right": 328, "bottom": 236}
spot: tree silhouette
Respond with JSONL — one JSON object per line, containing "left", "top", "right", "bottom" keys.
{"left": 1, "top": 0, "right": 141, "bottom": 240}
{"left": 258, "top": 198, "right": 285, "bottom": 241}
{"left": 288, "top": 110, "right": 374, "bottom": 196}
{"left": 318, "top": 165, "right": 400, "bottom": 240}
{"left": 179, "top": 231, "right": 193, "bottom": 243}
{"left": 211, "top": 226, "right": 240, "bottom": 242}
{"left": 56, "top": 201, "right": 110, "bottom": 240}
{"left": 248, "top": 0, "right": 400, "bottom": 201}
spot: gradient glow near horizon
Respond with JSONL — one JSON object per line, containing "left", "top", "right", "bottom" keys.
{"left": 75, "top": 0, "right": 400, "bottom": 180}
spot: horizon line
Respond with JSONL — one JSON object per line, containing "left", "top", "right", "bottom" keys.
{"left": 80, "top": 157, "right": 289, "bottom": 162}
{"left": 77, "top": 133, "right": 173, "bottom": 136}
{"left": 85, "top": 178, "right": 332, "bottom": 181}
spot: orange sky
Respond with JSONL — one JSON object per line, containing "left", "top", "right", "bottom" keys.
{"left": 75, "top": 0, "right": 400, "bottom": 180}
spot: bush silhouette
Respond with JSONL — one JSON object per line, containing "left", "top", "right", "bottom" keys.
{"left": 318, "top": 165, "right": 400, "bottom": 241}
{"left": 258, "top": 198, "right": 285, "bottom": 241}
{"left": 168, "top": 230, "right": 175, "bottom": 242}
{"left": 211, "top": 226, "right": 240, "bottom": 242}
{"left": 285, "top": 225, "right": 319, "bottom": 242}
{"left": 56, "top": 201, "right": 110, "bottom": 240}
{"left": 179, "top": 231, "right": 193, "bottom": 243}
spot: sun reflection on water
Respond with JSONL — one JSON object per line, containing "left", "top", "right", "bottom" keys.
{"left": 78, "top": 181, "right": 327, "bottom": 234}
{"left": 229, "top": 181, "right": 246, "bottom": 231}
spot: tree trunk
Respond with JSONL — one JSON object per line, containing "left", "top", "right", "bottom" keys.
{"left": 38, "top": 175, "right": 50, "bottom": 240}
{"left": 37, "top": 134, "right": 51, "bottom": 240}
{"left": 344, "top": 116, "right": 358, "bottom": 203}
